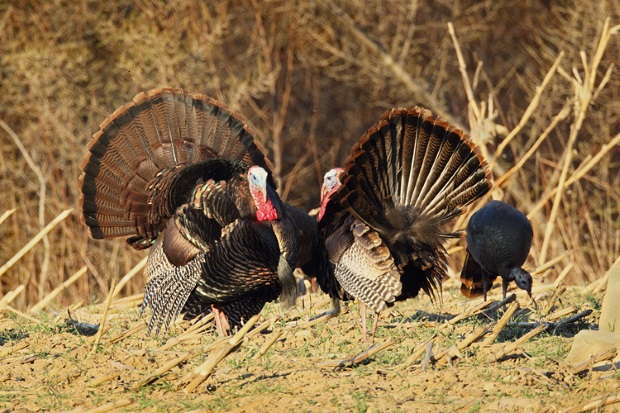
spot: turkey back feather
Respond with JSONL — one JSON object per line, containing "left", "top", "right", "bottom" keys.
{"left": 79, "top": 88, "right": 275, "bottom": 246}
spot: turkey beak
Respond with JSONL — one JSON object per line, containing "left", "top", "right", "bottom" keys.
{"left": 528, "top": 291, "right": 538, "bottom": 311}
{"left": 321, "top": 185, "right": 328, "bottom": 202}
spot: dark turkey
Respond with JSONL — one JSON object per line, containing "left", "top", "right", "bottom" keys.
{"left": 79, "top": 88, "right": 316, "bottom": 335}
{"left": 305, "top": 107, "right": 493, "bottom": 340}
{"left": 460, "top": 200, "right": 533, "bottom": 300}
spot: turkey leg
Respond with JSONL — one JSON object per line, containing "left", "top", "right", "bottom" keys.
{"left": 212, "top": 305, "right": 231, "bottom": 336}
{"left": 360, "top": 302, "right": 368, "bottom": 342}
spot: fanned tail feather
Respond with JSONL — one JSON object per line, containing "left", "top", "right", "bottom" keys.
{"left": 337, "top": 107, "right": 493, "bottom": 234}
{"left": 80, "top": 89, "right": 271, "bottom": 239}
{"left": 79, "top": 88, "right": 274, "bottom": 245}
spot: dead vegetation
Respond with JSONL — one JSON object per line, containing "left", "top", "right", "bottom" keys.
{"left": 1, "top": 1, "right": 620, "bottom": 411}
{"left": 0, "top": 280, "right": 616, "bottom": 412}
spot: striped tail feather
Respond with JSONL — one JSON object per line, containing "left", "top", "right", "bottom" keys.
{"left": 336, "top": 107, "right": 492, "bottom": 234}
{"left": 399, "top": 111, "right": 427, "bottom": 206}
{"left": 79, "top": 88, "right": 274, "bottom": 246}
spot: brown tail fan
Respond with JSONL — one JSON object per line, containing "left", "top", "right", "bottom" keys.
{"left": 338, "top": 107, "right": 493, "bottom": 242}
{"left": 79, "top": 88, "right": 274, "bottom": 247}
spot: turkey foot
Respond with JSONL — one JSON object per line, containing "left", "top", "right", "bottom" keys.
{"left": 212, "top": 305, "right": 231, "bottom": 336}
{"left": 360, "top": 302, "right": 380, "bottom": 343}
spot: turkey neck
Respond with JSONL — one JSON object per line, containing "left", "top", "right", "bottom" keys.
{"left": 282, "top": 203, "right": 318, "bottom": 269}
{"left": 227, "top": 174, "right": 266, "bottom": 219}
{"left": 270, "top": 218, "right": 299, "bottom": 308}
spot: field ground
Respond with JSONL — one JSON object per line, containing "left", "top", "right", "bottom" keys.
{"left": 1, "top": 281, "right": 618, "bottom": 413}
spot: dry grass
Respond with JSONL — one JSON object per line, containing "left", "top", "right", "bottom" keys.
{"left": 0, "top": 0, "right": 619, "bottom": 372}
{"left": 1, "top": 283, "right": 616, "bottom": 412}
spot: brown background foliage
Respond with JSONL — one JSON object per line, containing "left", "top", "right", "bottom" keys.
{"left": 1, "top": 0, "right": 618, "bottom": 310}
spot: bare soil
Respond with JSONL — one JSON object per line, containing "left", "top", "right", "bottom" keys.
{"left": 1, "top": 285, "right": 617, "bottom": 413}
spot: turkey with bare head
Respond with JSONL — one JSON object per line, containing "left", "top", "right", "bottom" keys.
{"left": 79, "top": 88, "right": 316, "bottom": 336}
{"left": 306, "top": 107, "right": 493, "bottom": 341}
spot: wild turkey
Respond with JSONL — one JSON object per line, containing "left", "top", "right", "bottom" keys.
{"left": 306, "top": 107, "right": 493, "bottom": 340}
{"left": 79, "top": 88, "right": 316, "bottom": 335}
{"left": 460, "top": 200, "right": 533, "bottom": 300}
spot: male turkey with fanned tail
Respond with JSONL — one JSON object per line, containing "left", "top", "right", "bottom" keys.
{"left": 79, "top": 88, "right": 316, "bottom": 336}
{"left": 305, "top": 107, "right": 493, "bottom": 341}
{"left": 460, "top": 200, "right": 533, "bottom": 301}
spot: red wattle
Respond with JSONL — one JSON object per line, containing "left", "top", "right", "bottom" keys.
{"left": 318, "top": 187, "right": 338, "bottom": 221}
{"left": 256, "top": 199, "right": 279, "bottom": 221}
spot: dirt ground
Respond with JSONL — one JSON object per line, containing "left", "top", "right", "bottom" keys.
{"left": 1, "top": 284, "right": 618, "bottom": 413}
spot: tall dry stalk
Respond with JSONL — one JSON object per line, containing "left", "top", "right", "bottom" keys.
{"left": 539, "top": 19, "right": 618, "bottom": 264}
